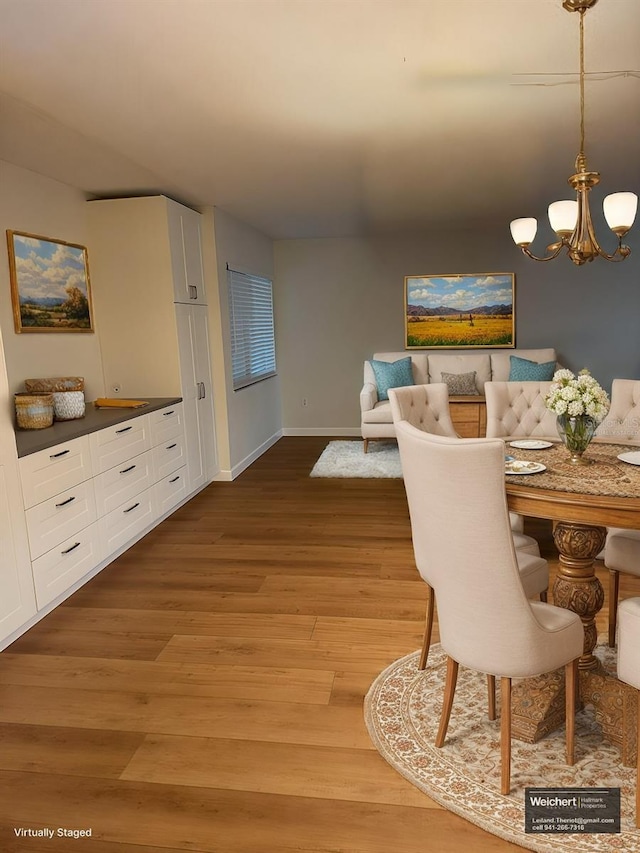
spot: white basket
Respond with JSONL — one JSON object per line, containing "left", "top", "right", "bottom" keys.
{"left": 53, "top": 391, "right": 86, "bottom": 421}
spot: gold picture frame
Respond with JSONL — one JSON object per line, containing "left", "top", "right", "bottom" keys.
{"left": 7, "top": 230, "right": 95, "bottom": 333}
{"left": 405, "top": 272, "right": 515, "bottom": 349}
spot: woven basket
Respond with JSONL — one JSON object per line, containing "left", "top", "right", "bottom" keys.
{"left": 53, "top": 390, "right": 85, "bottom": 421}
{"left": 15, "top": 393, "right": 54, "bottom": 430}
{"left": 24, "top": 376, "right": 84, "bottom": 393}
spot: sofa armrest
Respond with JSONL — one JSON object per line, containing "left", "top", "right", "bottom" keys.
{"left": 360, "top": 382, "right": 378, "bottom": 413}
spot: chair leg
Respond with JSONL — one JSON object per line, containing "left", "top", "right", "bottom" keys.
{"left": 363, "top": 439, "right": 369, "bottom": 453}
{"left": 539, "top": 590, "right": 547, "bottom": 603}
{"left": 487, "top": 675, "right": 496, "bottom": 721}
{"left": 418, "top": 587, "right": 435, "bottom": 670}
{"left": 608, "top": 569, "right": 620, "bottom": 647}
{"left": 501, "top": 677, "right": 512, "bottom": 795}
{"left": 435, "top": 657, "right": 459, "bottom": 748}
{"left": 565, "top": 658, "right": 578, "bottom": 766}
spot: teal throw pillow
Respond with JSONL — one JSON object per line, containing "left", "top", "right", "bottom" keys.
{"left": 508, "top": 356, "right": 556, "bottom": 382}
{"left": 370, "top": 357, "right": 414, "bottom": 401}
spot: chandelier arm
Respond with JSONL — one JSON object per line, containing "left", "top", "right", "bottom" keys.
{"left": 519, "top": 244, "right": 566, "bottom": 262}
{"left": 593, "top": 242, "right": 632, "bottom": 262}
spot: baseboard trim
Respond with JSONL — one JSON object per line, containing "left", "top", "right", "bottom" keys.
{"left": 216, "top": 429, "right": 284, "bottom": 481}
{"left": 282, "top": 427, "right": 361, "bottom": 437}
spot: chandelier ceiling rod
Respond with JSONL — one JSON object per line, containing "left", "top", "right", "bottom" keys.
{"left": 509, "top": 0, "right": 637, "bottom": 265}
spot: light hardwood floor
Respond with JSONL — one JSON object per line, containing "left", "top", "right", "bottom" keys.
{"left": 1, "top": 436, "right": 638, "bottom": 852}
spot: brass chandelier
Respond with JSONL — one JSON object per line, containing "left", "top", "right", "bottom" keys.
{"left": 510, "top": 0, "right": 637, "bottom": 264}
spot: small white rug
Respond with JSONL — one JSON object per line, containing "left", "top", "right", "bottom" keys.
{"left": 310, "top": 440, "right": 402, "bottom": 478}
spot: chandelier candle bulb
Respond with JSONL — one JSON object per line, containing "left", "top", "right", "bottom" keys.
{"left": 603, "top": 192, "right": 639, "bottom": 235}
{"left": 510, "top": 217, "right": 537, "bottom": 246}
{"left": 548, "top": 200, "right": 578, "bottom": 236}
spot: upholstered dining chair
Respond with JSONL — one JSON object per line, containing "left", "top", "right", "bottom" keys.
{"left": 604, "top": 529, "right": 640, "bottom": 647}
{"left": 617, "top": 597, "right": 640, "bottom": 827}
{"left": 596, "top": 379, "right": 640, "bottom": 646}
{"left": 596, "top": 378, "right": 640, "bottom": 446}
{"left": 394, "top": 423, "right": 584, "bottom": 795}
{"left": 389, "top": 385, "right": 547, "bottom": 671}
{"left": 484, "top": 380, "right": 558, "bottom": 439}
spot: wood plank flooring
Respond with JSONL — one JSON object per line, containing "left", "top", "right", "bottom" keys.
{"left": 1, "top": 436, "right": 638, "bottom": 853}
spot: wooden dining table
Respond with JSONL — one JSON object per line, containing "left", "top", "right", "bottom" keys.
{"left": 504, "top": 439, "right": 640, "bottom": 766}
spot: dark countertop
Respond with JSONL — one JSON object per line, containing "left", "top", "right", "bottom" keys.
{"left": 15, "top": 397, "right": 183, "bottom": 458}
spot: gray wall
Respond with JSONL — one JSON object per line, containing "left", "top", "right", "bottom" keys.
{"left": 274, "top": 219, "right": 639, "bottom": 432}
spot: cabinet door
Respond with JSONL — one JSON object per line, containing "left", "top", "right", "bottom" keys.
{"left": 175, "top": 304, "right": 217, "bottom": 492}
{"left": 167, "top": 200, "right": 206, "bottom": 305}
{"left": 0, "top": 464, "right": 37, "bottom": 642}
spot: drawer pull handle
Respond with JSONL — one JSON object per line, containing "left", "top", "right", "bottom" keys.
{"left": 55, "top": 496, "right": 76, "bottom": 508}
{"left": 115, "top": 426, "right": 133, "bottom": 434}
{"left": 163, "top": 410, "right": 175, "bottom": 417}
{"left": 169, "top": 476, "right": 180, "bottom": 484}
{"left": 61, "top": 542, "right": 81, "bottom": 555}
{"left": 120, "top": 464, "right": 136, "bottom": 474}
{"left": 50, "top": 449, "right": 70, "bottom": 459}
{"left": 166, "top": 443, "right": 177, "bottom": 450}
{"left": 123, "top": 502, "right": 140, "bottom": 514}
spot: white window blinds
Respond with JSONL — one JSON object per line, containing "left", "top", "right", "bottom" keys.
{"left": 227, "top": 268, "right": 276, "bottom": 391}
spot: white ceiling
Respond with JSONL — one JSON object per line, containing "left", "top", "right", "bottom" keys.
{"left": 0, "top": 0, "right": 638, "bottom": 239}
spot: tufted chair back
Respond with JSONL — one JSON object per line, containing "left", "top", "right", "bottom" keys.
{"left": 485, "top": 381, "right": 557, "bottom": 438}
{"left": 596, "top": 379, "right": 640, "bottom": 445}
{"left": 388, "top": 383, "right": 457, "bottom": 437}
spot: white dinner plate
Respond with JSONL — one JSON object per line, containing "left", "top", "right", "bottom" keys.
{"left": 505, "top": 460, "right": 547, "bottom": 475}
{"left": 617, "top": 451, "right": 640, "bottom": 466}
{"left": 509, "top": 440, "right": 554, "bottom": 450}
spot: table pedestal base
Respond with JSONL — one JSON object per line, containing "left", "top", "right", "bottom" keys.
{"left": 511, "top": 661, "right": 638, "bottom": 767}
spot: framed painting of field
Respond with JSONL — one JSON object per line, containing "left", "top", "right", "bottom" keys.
{"left": 7, "top": 230, "right": 94, "bottom": 333}
{"left": 404, "top": 272, "right": 515, "bottom": 349}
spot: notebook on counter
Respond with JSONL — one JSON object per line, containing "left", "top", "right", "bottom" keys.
{"left": 93, "top": 398, "right": 149, "bottom": 409}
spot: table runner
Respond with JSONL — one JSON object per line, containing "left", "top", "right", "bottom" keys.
{"left": 504, "top": 441, "right": 640, "bottom": 498}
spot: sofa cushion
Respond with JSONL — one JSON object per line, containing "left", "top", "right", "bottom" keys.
{"left": 508, "top": 355, "right": 556, "bottom": 382}
{"left": 428, "top": 354, "right": 490, "bottom": 393}
{"left": 369, "top": 357, "right": 414, "bottom": 401}
{"left": 441, "top": 370, "right": 480, "bottom": 396}
{"left": 490, "top": 348, "right": 556, "bottom": 381}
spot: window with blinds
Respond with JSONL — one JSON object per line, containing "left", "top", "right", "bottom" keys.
{"left": 227, "top": 268, "right": 277, "bottom": 391}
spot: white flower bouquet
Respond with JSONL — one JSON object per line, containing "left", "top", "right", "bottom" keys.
{"left": 545, "top": 368, "right": 610, "bottom": 424}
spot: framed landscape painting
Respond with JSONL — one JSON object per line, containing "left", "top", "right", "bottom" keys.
{"left": 404, "top": 272, "right": 515, "bottom": 349}
{"left": 7, "top": 230, "right": 94, "bottom": 333}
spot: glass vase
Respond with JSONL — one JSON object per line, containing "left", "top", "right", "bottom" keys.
{"left": 556, "top": 414, "right": 597, "bottom": 465}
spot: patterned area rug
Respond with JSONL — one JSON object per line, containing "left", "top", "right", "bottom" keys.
{"left": 365, "top": 643, "right": 639, "bottom": 852}
{"left": 309, "top": 440, "right": 401, "bottom": 478}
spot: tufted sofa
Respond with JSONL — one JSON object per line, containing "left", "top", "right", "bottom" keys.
{"left": 361, "top": 348, "right": 557, "bottom": 450}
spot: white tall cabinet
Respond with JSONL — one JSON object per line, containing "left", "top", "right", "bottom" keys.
{"left": 87, "top": 196, "right": 218, "bottom": 492}
{"left": 0, "top": 328, "right": 37, "bottom": 641}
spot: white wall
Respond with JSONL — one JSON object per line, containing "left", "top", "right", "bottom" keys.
{"left": 274, "top": 223, "right": 639, "bottom": 432}
{"left": 0, "top": 161, "right": 105, "bottom": 402}
{"left": 209, "top": 207, "right": 281, "bottom": 478}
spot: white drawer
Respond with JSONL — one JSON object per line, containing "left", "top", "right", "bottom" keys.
{"left": 31, "top": 521, "right": 103, "bottom": 609}
{"left": 19, "top": 435, "right": 92, "bottom": 509}
{"left": 25, "top": 479, "right": 97, "bottom": 561}
{"left": 93, "top": 449, "right": 154, "bottom": 515}
{"left": 154, "top": 466, "right": 187, "bottom": 516}
{"left": 150, "top": 403, "right": 184, "bottom": 446}
{"left": 98, "top": 486, "right": 156, "bottom": 555}
{"left": 152, "top": 435, "right": 186, "bottom": 481}
{"left": 90, "top": 415, "right": 151, "bottom": 474}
